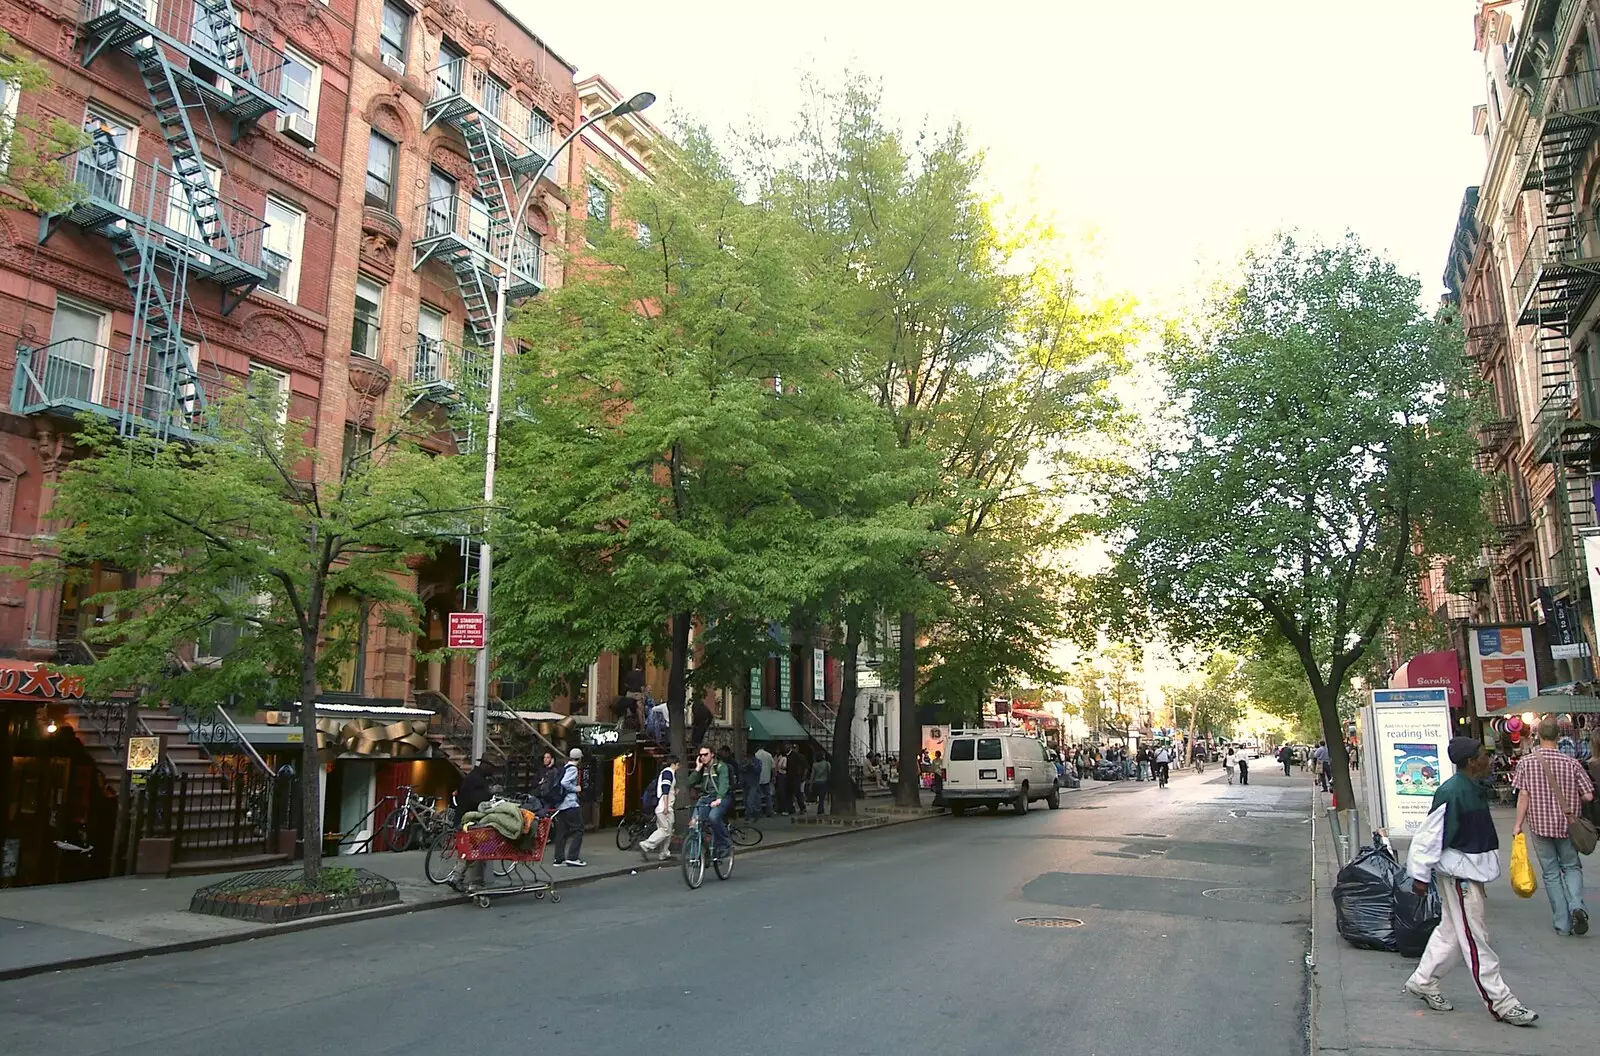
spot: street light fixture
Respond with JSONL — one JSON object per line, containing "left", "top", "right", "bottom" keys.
{"left": 470, "top": 88, "right": 655, "bottom": 763}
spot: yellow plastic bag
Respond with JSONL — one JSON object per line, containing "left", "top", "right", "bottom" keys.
{"left": 1510, "top": 832, "right": 1537, "bottom": 899}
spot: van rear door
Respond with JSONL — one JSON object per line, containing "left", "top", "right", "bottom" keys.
{"left": 946, "top": 737, "right": 977, "bottom": 792}
{"left": 976, "top": 736, "right": 1005, "bottom": 789}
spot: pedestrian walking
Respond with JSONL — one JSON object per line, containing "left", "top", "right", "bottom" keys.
{"left": 1237, "top": 751, "right": 1250, "bottom": 785}
{"left": 773, "top": 747, "right": 790, "bottom": 814}
{"left": 1279, "top": 743, "right": 1293, "bottom": 777}
{"left": 1403, "top": 736, "right": 1538, "bottom": 1026}
{"left": 454, "top": 757, "right": 497, "bottom": 889}
{"left": 754, "top": 744, "right": 774, "bottom": 817}
{"left": 930, "top": 749, "right": 945, "bottom": 805}
{"left": 1223, "top": 747, "right": 1237, "bottom": 785}
{"left": 788, "top": 745, "right": 810, "bottom": 813}
{"left": 812, "top": 754, "right": 832, "bottom": 815}
{"left": 549, "top": 748, "right": 587, "bottom": 868}
{"left": 1313, "top": 741, "right": 1331, "bottom": 792}
{"left": 1512, "top": 716, "right": 1595, "bottom": 936}
{"left": 638, "top": 755, "right": 679, "bottom": 861}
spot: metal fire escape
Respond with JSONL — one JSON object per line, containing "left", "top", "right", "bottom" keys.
{"left": 1511, "top": 58, "right": 1600, "bottom": 604}
{"left": 11, "top": 0, "right": 287, "bottom": 439}
{"left": 412, "top": 58, "right": 550, "bottom": 447}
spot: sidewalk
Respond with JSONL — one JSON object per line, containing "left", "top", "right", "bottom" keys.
{"left": 1309, "top": 783, "right": 1598, "bottom": 1055}
{"left": 0, "top": 799, "right": 952, "bottom": 980}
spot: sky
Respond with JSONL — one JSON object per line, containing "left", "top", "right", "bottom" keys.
{"left": 517, "top": 0, "right": 1489, "bottom": 310}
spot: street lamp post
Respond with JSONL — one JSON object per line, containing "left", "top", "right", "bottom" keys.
{"left": 470, "top": 91, "right": 656, "bottom": 764}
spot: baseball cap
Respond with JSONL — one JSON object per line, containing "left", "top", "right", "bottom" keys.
{"left": 568, "top": 748, "right": 582, "bottom": 760}
{"left": 1446, "top": 736, "right": 1483, "bottom": 767}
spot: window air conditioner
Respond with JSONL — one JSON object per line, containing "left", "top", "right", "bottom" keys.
{"left": 279, "top": 112, "right": 316, "bottom": 146}
{"left": 381, "top": 54, "right": 406, "bottom": 76}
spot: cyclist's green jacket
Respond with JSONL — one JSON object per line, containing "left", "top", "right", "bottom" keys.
{"left": 686, "top": 760, "right": 731, "bottom": 800}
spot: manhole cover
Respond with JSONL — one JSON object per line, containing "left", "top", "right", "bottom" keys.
{"left": 1125, "top": 832, "right": 1170, "bottom": 839}
{"left": 1201, "top": 887, "right": 1306, "bottom": 905}
{"left": 1016, "top": 916, "right": 1086, "bottom": 928}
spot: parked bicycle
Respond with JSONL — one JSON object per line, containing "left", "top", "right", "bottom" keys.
{"left": 682, "top": 796, "right": 734, "bottom": 889}
{"left": 383, "top": 786, "right": 452, "bottom": 852}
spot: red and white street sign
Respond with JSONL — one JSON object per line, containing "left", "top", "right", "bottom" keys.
{"left": 447, "top": 612, "right": 486, "bottom": 650}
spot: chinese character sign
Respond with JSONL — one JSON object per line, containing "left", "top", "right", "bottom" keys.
{"left": 1467, "top": 625, "right": 1538, "bottom": 718}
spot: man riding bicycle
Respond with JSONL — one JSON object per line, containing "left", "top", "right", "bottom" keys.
{"left": 685, "top": 745, "right": 733, "bottom": 860}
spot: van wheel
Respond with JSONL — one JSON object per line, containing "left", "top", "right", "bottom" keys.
{"left": 950, "top": 804, "right": 967, "bottom": 816}
{"left": 1046, "top": 784, "right": 1061, "bottom": 810}
{"left": 1015, "top": 784, "right": 1029, "bottom": 814}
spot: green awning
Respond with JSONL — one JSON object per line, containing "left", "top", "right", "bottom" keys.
{"left": 745, "top": 707, "right": 809, "bottom": 742}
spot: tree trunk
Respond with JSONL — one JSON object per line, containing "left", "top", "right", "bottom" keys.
{"left": 666, "top": 610, "right": 691, "bottom": 763}
{"left": 298, "top": 640, "right": 323, "bottom": 882}
{"left": 830, "top": 617, "right": 861, "bottom": 816}
{"left": 895, "top": 608, "right": 921, "bottom": 807}
{"left": 1184, "top": 701, "right": 1199, "bottom": 767}
{"left": 1316, "top": 685, "right": 1355, "bottom": 808}
{"left": 109, "top": 697, "right": 140, "bottom": 874}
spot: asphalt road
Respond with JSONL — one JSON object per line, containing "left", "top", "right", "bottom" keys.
{"left": 0, "top": 765, "right": 1313, "bottom": 1056}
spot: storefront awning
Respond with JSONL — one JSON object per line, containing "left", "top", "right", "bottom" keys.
{"left": 745, "top": 708, "right": 809, "bottom": 742}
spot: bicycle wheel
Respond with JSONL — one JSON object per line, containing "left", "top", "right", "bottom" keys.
{"left": 616, "top": 816, "right": 639, "bottom": 851}
{"left": 681, "top": 829, "right": 705, "bottom": 889}
{"left": 713, "top": 843, "right": 734, "bottom": 880}
{"left": 424, "top": 829, "right": 459, "bottom": 885}
{"left": 388, "top": 812, "right": 418, "bottom": 853}
{"left": 730, "top": 822, "right": 763, "bottom": 847}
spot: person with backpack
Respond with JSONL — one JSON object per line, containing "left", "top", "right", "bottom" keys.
{"left": 638, "top": 755, "right": 679, "bottom": 862}
{"left": 549, "top": 748, "right": 587, "bottom": 868}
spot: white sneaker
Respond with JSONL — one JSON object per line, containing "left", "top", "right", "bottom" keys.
{"left": 1403, "top": 981, "right": 1452, "bottom": 1012}
{"left": 565, "top": 858, "right": 587, "bottom": 867}
{"left": 1499, "top": 1004, "right": 1538, "bottom": 1027}
{"left": 658, "top": 853, "right": 673, "bottom": 861}
{"left": 549, "top": 860, "right": 565, "bottom": 867}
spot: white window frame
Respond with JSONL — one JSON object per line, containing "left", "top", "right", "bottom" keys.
{"left": 276, "top": 47, "right": 321, "bottom": 143}
{"left": 435, "top": 40, "right": 464, "bottom": 98}
{"left": 48, "top": 297, "right": 111, "bottom": 404}
{"left": 352, "top": 275, "right": 383, "bottom": 359}
{"left": 82, "top": 105, "right": 139, "bottom": 210}
{"left": 248, "top": 361, "right": 290, "bottom": 425}
{"left": 379, "top": 1, "right": 409, "bottom": 73}
{"left": 0, "top": 78, "right": 19, "bottom": 170}
{"left": 261, "top": 196, "right": 305, "bottom": 303}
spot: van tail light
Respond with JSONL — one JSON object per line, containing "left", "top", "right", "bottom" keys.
{"left": 1006, "top": 766, "right": 1015, "bottom": 781}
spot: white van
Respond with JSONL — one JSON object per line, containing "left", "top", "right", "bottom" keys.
{"left": 942, "top": 728, "right": 1060, "bottom": 815}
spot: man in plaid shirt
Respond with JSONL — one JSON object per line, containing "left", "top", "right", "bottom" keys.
{"left": 1513, "top": 716, "right": 1596, "bottom": 937}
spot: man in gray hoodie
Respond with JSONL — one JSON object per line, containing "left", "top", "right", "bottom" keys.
{"left": 549, "top": 748, "right": 586, "bottom": 868}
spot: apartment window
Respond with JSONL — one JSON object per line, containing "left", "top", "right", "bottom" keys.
{"left": 0, "top": 78, "right": 18, "bottom": 169}
{"left": 468, "top": 192, "right": 491, "bottom": 252}
{"left": 527, "top": 107, "right": 552, "bottom": 153}
{"left": 261, "top": 196, "right": 305, "bottom": 301}
{"left": 81, "top": 107, "right": 137, "bottom": 208}
{"left": 351, "top": 276, "right": 383, "bottom": 359}
{"left": 379, "top": 1, "right": 409, "bottom": 73}
{"left": 426, "top": 167, "right": 457, "bottom": 237}
{"left": 636, "top": 221, "right": 651, "bottom": 246}
{"left": 47, "top": 298, "right": 109, "bottom": 404}
{"left": 586, "top": 180, "right": 609, "bottom": 226}
{"left": 342, "top": 422, "right": 374, "bottom": 475}
{"left": 482, "top": 75, "right": 506, "bottom": 121}
{"left": 278, "top": 48, "right": 321, "bottom": 144}
{"left": 164, "top": 158, "right": 221, "bottom": 251}
{"left": 248, "top": 362, "right": 290, "bottom": 424}
{"left": 198, "top": 577, "right": 252, "bottom": 663}
{"left": 365, "top": 130, "right": 397, "bottom": 210}
{"left": 435, "top": 40, "right": 464, "bottom": 97}
{"left": 416, "top": 304, "right": 445, "bottom": 383}
{"left": 143, "top": 341, "right": 201, "bottom": 424}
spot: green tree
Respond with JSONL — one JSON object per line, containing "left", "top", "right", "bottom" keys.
{"left": 495, "top": 127, "right": 904, "bottom": 763}
{"left": 768, "top": 78, "right": 1136, "bottom": 804}
{"left": 1167, "top": 652, "right": 1244, "bottom": 749}
{"left": 1107, "top": 234, "right": 1485, "bottom": 806}
{"left": 39, "top": 386, "right": 476, "bottom": 879}
{"left": 1, "top": 31, "right": 88, "bottom": 213}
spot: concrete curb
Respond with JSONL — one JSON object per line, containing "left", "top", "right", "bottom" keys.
{"left": 0, "top": 807, "right": 947, "bottom": 982}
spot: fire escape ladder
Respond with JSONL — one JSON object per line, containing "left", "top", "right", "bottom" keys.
{"left": 134, "top": 43, "right": 237, "bottom": 261}
{"left": 461, "top": 111, "right": 513, "bottom": 253}
{"left": 195, "top": 0, "right": 254, "bottom": 83}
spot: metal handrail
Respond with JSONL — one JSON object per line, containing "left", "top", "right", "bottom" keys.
{"left": 427, "top": 59, "right": 555, "bottom": 160}
{"left": 406, "top": 336, "right": 489, "bottom": 393}
{"left": 1509, "top": 216, "right": 1600, "bottom": 320}
{"left": 12, "top": 339, "right": 222, "bottom": 427}
{"left": 80, "top": 0, "right": 288, "bottom": 97}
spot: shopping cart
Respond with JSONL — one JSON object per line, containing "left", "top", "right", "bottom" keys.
{"left": 452, "top": 814, "right": 559, "bottom": 907}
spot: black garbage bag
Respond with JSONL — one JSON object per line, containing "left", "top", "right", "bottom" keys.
{"left": 1393, "top": 878, "right": 1442, "bottom": 958}
{"left": 1332, "top": 839, "right": 1402, "bottom": 952}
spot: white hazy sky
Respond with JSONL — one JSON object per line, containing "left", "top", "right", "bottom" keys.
{"left": 517, "top": 0, "right": 1488, "bottom": 309}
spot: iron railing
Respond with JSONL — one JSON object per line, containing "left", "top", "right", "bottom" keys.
{"left": 67, "top": 147, "right": 269, "bottom": 276}
{"left": 1509, "top": 216, "right": 1600, "bottom": 323}
{"left": 413, "top": 196, "right": 543, "bottom": 286}
{"left": 426, "top": 58, "right": 555, "bottom": 163}
{"left": 139, "top": 766, "right": 292, "bottom": 861}
{"left": 12, "top": 339, "right": 225, "bottom": 431}
{"left": 407, "top": 336, "right": 490, "bottom": 394}
{"left": 80, "top": 0, "right": 287, "bottom": 102}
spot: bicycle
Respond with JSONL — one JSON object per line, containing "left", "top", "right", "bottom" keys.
{"left": 383, "top": 787, "right": 451, "bottom": 852}
{"left": 728, "top": 818, "right": 763, "bottom": 847}
{"left": 615, "top": 810, "right": 654, "bottom": 851}
{"left": 682, "top": 796, "right": 734, "bottom": 889}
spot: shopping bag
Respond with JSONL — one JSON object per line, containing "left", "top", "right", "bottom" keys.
{"left": 1509, "top": 832, "right": 1537, "bottom": 899}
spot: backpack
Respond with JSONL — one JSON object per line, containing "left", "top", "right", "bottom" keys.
{"left": 578, "top": 761, "right": 600, "bottom": 804}
{"left": 642, "top": 767, "right": 673, "bottom": 813}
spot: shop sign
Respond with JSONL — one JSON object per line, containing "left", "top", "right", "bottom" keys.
{"left": 813, "top": 648, "right": 825, "bottom": 700}
{"left": 447, "top": 612, "right": 486, "bottom": 649}
{"left": 125, "top": 736, "right": 161, "bottom": 772}
{"left": 580, "top": 725, "right": 619, "bottom": 746}
{"left": 0, "top": 661, "right": 86, "bottom": 701}
{"left": 1466, "top": 625, "right": 1537, "bottom": 717}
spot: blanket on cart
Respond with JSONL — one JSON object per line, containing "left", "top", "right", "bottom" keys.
{"left": 462, "top": 800, "right": 535, "bottom": 842}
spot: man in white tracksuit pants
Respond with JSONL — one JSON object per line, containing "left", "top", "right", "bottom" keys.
{"left": 639, "top": 757, "right": 678, "bottom": 862}
{"left": 1403, "top": 736, "right": 1538, "bottom": 1027}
